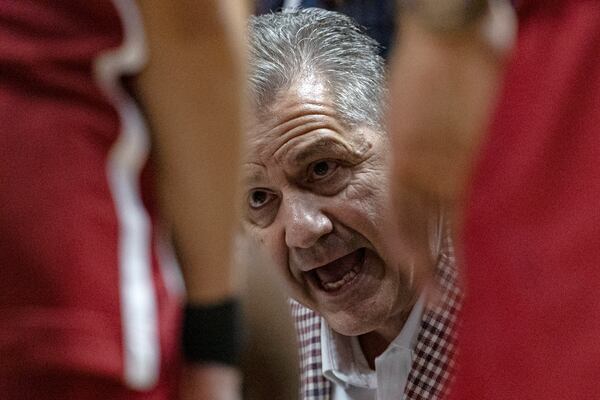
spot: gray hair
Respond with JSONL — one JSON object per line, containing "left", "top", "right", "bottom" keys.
{"left": 247, "top": 8, "right": 386, "bottom": 129}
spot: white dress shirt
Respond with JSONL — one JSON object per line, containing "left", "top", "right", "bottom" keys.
{"left": 321, "top": 295, "right": 425, "bottom": 400}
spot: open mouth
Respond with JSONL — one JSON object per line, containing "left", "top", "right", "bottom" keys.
{"left": 311, "top": 248, "right": 366, "bottom": 292}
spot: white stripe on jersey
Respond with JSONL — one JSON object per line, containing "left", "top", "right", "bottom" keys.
{"left": 94, "top": 0, "right": 159, "bottom": 390}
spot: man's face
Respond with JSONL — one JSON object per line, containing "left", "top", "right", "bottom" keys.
{"left": 242, "top": 79, "right": 414, "bottom": 337}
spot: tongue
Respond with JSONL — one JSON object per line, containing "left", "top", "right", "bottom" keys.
{"left": 315, "top": 250, "right": 361, "bottom": 284}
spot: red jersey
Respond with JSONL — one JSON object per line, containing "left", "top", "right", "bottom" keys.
{"left": 453, "top": 0, "right": 600, "bottom": 399}
{"left": 0, "top": 1, "right": 181, "bottom": 398}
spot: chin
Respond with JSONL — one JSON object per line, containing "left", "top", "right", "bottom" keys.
{"left": 324, "top": 311, "right": 382, "bottom": 337}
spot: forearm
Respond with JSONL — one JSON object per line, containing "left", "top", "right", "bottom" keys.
{"left": 390, "top": 1, "right": 502, "bottom": 205}
{"left": 388, "top": 0, "right": 508, "bottom": 281}
{"left": 136, "top": 0, "right": 247, "bottom": 303}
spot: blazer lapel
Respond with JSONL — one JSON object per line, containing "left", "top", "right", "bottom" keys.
{"left": 291, "top": 300, "right": 331, "bottom": 400}
{"left": 403, "top": 235, "right": 461, "bottom": 400}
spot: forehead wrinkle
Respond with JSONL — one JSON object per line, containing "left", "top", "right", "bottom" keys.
{"left": 263, "top": 95, "right": 338, "bottom": 126}
{"left": 270, "top": 113, "right": 334, "bottom": 143}
{"left": 271, "top": 119, "right": 343, "bottom": 164}
{"left": 252, "top": 110, "right": 337, "bottom": 159}
{"left": 264, "top": 103, "right": 339, "bottom": 135}
{"left": 265, "top": 112, "right": 345, "bottom": 160}
{"left": 252, "top": 86, "right": 346, "bottom": 163}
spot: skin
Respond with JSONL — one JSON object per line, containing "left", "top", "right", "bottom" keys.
{"left": 387, "top": 15, "right": 502, "bottom": 287}
{"left": 242, "top": 77, "right": 417, "bottom": 363}
{"left": 136, "top": 1, "right": 247, "bottom": 398}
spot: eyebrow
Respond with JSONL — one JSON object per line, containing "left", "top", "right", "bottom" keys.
{"left": 286, "top": 136, "right": 370, "bottom": 166}
{"left": 242, "top": 164, "right": 267, "bottom": 186}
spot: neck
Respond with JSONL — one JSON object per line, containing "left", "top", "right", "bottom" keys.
{"left": 358, "top": 331, "right": 391, "bottom": 369}
{"left": 358, "top": 299, "right": 417, "bottom": 369}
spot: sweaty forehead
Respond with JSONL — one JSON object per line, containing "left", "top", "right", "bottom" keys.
{"left": 245, "top": 78, "right": 351, "bottom": 161}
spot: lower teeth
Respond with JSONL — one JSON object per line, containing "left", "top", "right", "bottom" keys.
{"left": 322, "top": 265, "right": 360, "bottom": 291}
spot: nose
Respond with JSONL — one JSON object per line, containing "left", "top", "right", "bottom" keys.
{"left": 282, "top": 193, "right": 333, "bottom": 249}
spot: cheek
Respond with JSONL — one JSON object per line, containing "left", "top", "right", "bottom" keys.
{"left": 336, "top": 170, "right": 398, "bottom": 260}
{"left": 255, "top": 229, "right": 289, "bottom": 276}
{"left": 345, "top": 169, "right": 391, "bottom": 224}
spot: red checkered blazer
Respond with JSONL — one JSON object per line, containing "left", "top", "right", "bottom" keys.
{"left": 291, "top": 234, "right": 461, "bottom": 400}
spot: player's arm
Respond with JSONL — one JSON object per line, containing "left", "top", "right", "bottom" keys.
{"left": 388, "top": 0, "right": 514, "bottom": 283}
{"left": 134, "top": 1, "right": 247, "bottom": 399}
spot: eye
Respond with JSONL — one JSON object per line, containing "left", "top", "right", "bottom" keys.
{"left": 308, "top": 160, "right": 338, "bottom": 180}
{"left": 248, "top": 189, "right": 276, "bottom": 209}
